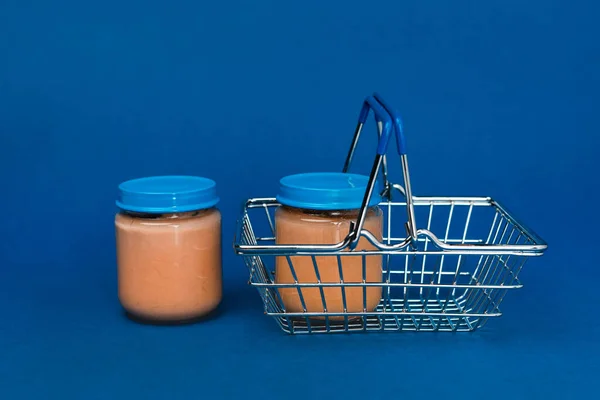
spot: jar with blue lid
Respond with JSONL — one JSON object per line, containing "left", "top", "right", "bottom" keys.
{"left": 115, "top": 176, "right": 222, "bottom": 323}
{"left": 275, "top": 172, "right": 384, "bottom": 318}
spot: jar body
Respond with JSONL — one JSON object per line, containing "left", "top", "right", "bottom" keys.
{"left": 115, "top": 208, "right": 222, "bottom": 322}
{"left": 274, "top": 206, "right": 383, "bottom": 318}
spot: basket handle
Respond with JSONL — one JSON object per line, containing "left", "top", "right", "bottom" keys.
{"left": 341, "top": 96, "right": 393, "bottom": 249}
{"left": 344, "top": 94, "right": 418, "bottom": 248}
{"left": 372, "top": 92, "right": 407, "bottom": 155}
{"left": 357, "top": 96, "right": 396, "bottom": 155}
{"left": 343, "top": 96, "right": 394, "bottom": 192}
{"left": 372, "top": 93, "right": 417, "bottom": 240}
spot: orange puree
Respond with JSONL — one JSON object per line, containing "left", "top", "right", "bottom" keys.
{"left": 275, "top": 206, "right": 382, "bottom": 318}
{"left": 115, "top": 209, "right": 222, "bottom": 322}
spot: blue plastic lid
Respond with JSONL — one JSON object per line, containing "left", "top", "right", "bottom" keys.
{"left": 116, "top": 175, "right": 219, "bottom": 213}
{"left": 277, "top": 172, "right": 382, "bottom": 211}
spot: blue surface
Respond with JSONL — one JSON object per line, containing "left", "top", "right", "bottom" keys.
{"left": 277, "top": 172, "right": 382, "bottom": 210}
{"left": 0, "top": 0, "right": 599, "bottom": 399}
{"left": 117, "top": 175, "right": 219, "bottom": 213}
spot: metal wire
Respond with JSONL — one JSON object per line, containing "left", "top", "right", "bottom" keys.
{"left": 233, "top": 99, "right": 546, "bottom": 334}
{"left": 235, "top": 191, "right": 547, "bottom": 334}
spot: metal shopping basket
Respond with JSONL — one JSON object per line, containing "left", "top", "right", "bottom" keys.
{"left": 233, "top": 93, "right": 547, "bottom": 334}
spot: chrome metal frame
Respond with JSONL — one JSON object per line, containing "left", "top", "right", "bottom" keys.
{"left": 233, "top": 101, "right": 547, "bottom": 334}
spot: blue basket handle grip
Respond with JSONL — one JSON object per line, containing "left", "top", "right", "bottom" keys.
{"left": 373, "top": 92, "right": 416, "bottom": 241}
{"left": 343, "top": 95, "right": 396, "bottom": 249}
{"left": 346, "top": 93, "right": 418, "bottom": 247}
{"left": 372, "top": 92, "right": 407, "bottom": 155}
{"left": 357, "top": 95, "right": 395, "bottom": 156}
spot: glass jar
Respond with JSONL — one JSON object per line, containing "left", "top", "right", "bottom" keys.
{"left": 115, "top": 176, "right": 221, "bottom": 323}
{"left": 275, "top": 172, "right": 383, "bottom": 317}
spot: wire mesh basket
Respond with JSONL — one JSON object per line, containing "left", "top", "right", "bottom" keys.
{"left": 234, "top": 93, "right": 547, "bottom": 334}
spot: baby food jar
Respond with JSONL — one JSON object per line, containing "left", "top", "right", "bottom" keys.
{"left": 275, "top": 172, "right": 383, "bottom": 318}
{"left": 115, "top": 176, "right": 222, "bottom": 323}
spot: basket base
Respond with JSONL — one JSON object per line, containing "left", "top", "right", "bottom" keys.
{"left": 270, "top": 298, "right": 493, "bottom": 334}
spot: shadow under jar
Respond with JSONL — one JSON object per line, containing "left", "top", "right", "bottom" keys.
{"left": 274, "top": 172, "right": 383, "bottom": 320}
{"left": 115, "top": 176, "right": 222, "bottom": 324}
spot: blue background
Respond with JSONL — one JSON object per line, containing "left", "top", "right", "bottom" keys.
{"left": 1, "top": 0, "right": 598, "bottom": 398}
